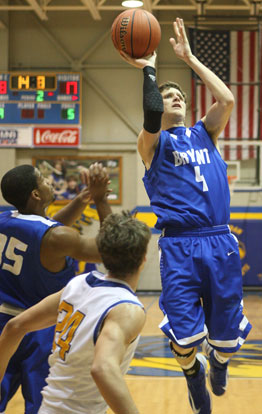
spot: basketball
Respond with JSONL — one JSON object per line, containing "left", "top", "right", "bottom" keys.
{"left": 111, "top": 8, "right": 161, "bottom": 58}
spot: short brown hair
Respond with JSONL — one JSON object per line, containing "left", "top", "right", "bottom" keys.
{"left": 159, "top": 81, "right": 187, "bottom": 104}
{"left": 96, "top": 211, "right": 151, "bottom": 278}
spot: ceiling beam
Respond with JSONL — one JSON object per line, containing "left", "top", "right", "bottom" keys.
{"left": 25, "top": 0, "right": 48, "bottom": 20}
{"left": 0, "top": 0, "right": 260, "bottom": 23}
{"left": 80, "top": 0, "right": 101, "bottom": 20}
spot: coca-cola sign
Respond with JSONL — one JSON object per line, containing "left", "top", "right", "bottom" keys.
{"left": 33, "top": 127, "right": 80, "bottom": 147}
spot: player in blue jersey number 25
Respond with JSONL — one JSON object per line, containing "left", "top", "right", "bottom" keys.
{"left": 120, "top": 17, "right": 252, "bottom": 414}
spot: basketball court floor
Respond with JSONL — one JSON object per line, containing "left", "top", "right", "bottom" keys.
{"left": 5, "top": 292, "right": 262, "bottom": 414}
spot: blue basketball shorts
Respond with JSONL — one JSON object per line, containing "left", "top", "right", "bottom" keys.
{"left": 0, "top": 313, "right": 55, "bottom": 414}
{"left": 158, "top": 225, "right": 252, "bottom": 353}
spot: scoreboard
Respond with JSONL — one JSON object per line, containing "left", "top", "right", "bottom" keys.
{"left": 0, "top": 72, "right": 81, "bottom": 125}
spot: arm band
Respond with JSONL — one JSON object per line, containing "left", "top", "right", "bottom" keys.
{"left": 143, "top": 66, "right": 164, "bottom": 133}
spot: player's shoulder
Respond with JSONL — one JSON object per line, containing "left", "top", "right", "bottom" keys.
{"left": 42, "top": 223, "right": 77, "bottom": 248}
{"left": 107, "top": 301, "right": 146, "bottom": 328}
{"left": 190, "top": 119, "right": 206, "bottom": 132}
{"left": 0, "top": 210, "right": 11, "bottom": 221}
{"left": 109, "top": 302, "right": 146, "bottom": 340}
{"left": 190, "top": 120, "right": 212, "bottom": 141}
{"left": 191, "top": 119, "right": 212, "bottom": 135}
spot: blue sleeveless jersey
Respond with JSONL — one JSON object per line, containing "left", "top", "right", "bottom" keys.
{"left": 0, "top": 210, "right": 76, "bottom": 308}
{"left": 143, "top": 121, "right": 230, "bottom": 230}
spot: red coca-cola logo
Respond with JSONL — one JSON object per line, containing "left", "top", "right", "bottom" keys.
{"left": 33, "top": 128, "right": 80, "bottom": 146}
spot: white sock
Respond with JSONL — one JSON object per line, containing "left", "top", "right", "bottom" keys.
{"left": 214, "top": 350, "right": 229, "bottom": 364}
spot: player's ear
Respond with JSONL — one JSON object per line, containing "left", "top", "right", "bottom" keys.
{"left": 31, "top": 189, "right": 41, "bottom": 201}
{"left": 139, "top": 254, "right": 147, "bottom": 271}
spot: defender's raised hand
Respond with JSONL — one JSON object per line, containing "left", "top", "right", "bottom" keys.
{"left": 87, "top": 163, "right": 111, "bottom": 203}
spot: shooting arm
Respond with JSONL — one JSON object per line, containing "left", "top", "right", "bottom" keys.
{"left": 118, "top": 51, "right": 163, "bottom": 169}
{"left": 138, "top": 65, "right": 163, "bottom": 169}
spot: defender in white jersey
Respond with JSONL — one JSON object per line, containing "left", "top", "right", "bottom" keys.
{"left": 0, "top": 212, "right": 151, "bottom": 414}
{"left": 120, "top": 17, "right": 251, "bottom": 414}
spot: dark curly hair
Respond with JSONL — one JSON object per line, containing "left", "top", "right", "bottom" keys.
{"left": 1, "top": 165, "right": 38, "bottom": 210}
{"left": 96, "top": 211, "right": 151, "bottom": 278}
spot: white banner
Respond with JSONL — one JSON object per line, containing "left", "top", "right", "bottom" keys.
{"left": 0, "top": 126, "right": 33, "bottom": 147}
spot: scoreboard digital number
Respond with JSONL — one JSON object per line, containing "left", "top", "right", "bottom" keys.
{"left": 0, "top": 73, "right": 81, "bottom": 125}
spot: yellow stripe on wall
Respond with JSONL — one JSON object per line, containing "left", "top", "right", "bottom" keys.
{"left": 230, "top": 213, "right": 262, "bottom": 219}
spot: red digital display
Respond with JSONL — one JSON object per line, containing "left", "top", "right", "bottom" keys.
{"left": 59, "top": 81, "right": 78, "bottom": 95}
{"left": 37, "top": 109, "right": 45, "bottom": 119}
{"left": 21, "top": 109, "right": 35, "bottom": 119}
{"left": 0, "top": 81, "right": 7, "bottom": 94}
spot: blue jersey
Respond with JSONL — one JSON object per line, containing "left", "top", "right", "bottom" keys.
{"left": 143, "top": 121, "right": 230, "bottom": 230}
{"left": 0, "top": 210, "right": 76, "bottom": 308}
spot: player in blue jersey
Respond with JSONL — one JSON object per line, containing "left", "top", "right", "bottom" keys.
{"left": 0, "top": 212, "right": 151, "bottom": 414}
{"left": 120, "top": 17, "right": 252, "bottom": 414}
{"left": 0, "top": 162, "right": 111, "bottom": 414}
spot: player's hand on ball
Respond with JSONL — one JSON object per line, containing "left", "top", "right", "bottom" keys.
{"left": 119, "top": 51, "right": 157, "bottom": 69}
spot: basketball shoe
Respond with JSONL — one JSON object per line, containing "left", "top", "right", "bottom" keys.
{"left": 202, "top": 339, "right": 229, "bottom": 396}
{"left": 185, "top": 353, "right": 212, "bottom": 414}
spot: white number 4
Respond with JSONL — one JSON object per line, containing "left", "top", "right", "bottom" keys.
{"left": 194, "top": 166, "right": 208, "bottom": 192}
{"left": 0, "top": 234, "right": 28, "bottom": 276}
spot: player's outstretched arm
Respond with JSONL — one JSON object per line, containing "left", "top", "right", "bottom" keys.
{"left": 170, "top": 17, "right": 234, "bottom": 145}
{"left": 87, "top": 163, "right": 112, "bottom": 225}
{"left": 0, "top": 291, "right": 62, "bottom": 383}
{"left": 52, "top": 163, "right": 111, "bottom": 226}
{"left": 91, "top": 303, "right": 146, "bottom": 414}
{"left": 119, "top": 51, "right": 163, "bottom": 169}
{"left": 40, "top": 223, "right": 103, "bottom": 270}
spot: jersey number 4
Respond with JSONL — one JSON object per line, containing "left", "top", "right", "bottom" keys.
{"left": 0, "top": 234, "right": 28, "bottom": 275}
{"left": 194, "top": 166, "right": 208, "bottom": 192}
{"left": 53, "top": 300, "right": 85, "bottom": 360}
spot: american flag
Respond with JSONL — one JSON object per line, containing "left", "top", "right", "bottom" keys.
{"left": 189, "top": 28, "right": 262, "bottom": 160}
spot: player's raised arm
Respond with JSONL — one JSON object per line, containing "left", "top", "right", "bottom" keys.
{"left": 53, "top": 163, "right": 112, "bottom": 226}
{"left": 113, "top": 9, "right": 163, "bottom": 169}
{"left": 120, "top": 51, "right": 163, "bottom": 169}
{"left": 87, "top": 163, "right": 112, "bottom": 225}
{"left": 169, "top": 18, "right": 234, "bottom": 146}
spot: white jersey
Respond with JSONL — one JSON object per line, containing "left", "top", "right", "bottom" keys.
{"left": 39, "top": 270, "right": 144, "bottom": 414}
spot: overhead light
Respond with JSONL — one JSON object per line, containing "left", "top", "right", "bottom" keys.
{"left": 122, "top": 1, "right": 144, "bottom": 8}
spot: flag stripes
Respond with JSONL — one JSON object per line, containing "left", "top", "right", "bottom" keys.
{"left": 190, "top": 29, "right": 262, "bottom": 160}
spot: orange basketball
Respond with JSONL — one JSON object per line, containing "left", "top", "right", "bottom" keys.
{"left": 111, "top": 8, "right": 161, "bottom": 58}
